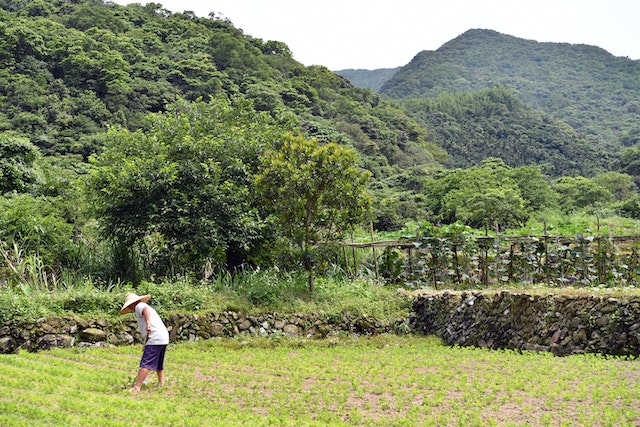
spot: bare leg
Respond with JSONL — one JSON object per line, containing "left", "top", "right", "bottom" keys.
{"left": 130, "top": 368, "right": 149, "bottom": 392}
{"left": 156, "top": 370, "right": 165, "bottom": 386}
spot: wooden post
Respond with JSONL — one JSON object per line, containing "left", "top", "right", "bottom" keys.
{"left": 479, "top": 237, "right": 490, "bottom": 286}
{"left": 342, "top": 244, "right": 350, "bottom": 278}
{"left": 596, "top": 215, "right": 602, "bottom": 284}
{"left": 452, "top": 243, "right": 461, "bottom": 286}
{"left": 408, "top": 246, "right": 414, "bottom": 281}
{"left": 509, "top": 243, "right": 515, "bottom": 283}
{"left": 351, "top": 231, "right": 357, "bottom": 278}
{"left": 544, "top": 221, "right": 550, "bottom": 286}
{"left": 370, "top": 222, "right": 379, "bottom": 280}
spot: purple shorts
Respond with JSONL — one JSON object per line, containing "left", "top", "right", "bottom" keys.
{"left": 139, "top": 344, "right": 167, "bottom": 371}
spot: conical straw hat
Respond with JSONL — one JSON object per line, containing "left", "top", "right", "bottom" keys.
{"left": 119, "top": 292, "right": 151, "bottom": 315}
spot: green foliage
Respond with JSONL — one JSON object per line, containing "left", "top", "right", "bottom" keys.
{"left": 0, "top": 0, "right": 445, "bottom": 235}
{"left": 382, "top": 29, "right": 640, "bottom": 156}
{"left": 616, "top": 196, "right": 640, "bottom": 220}
{"left": 424, "top": 159, "right": 551, "bottom": 229}
{"left": 60, "top": 286, "right": 121, "bottom": 315}
{"left": 257, "top": 134, "right": 372, "bottom": 244}
{"left": 0, "top": 194, "right": 75, "bottom": 266}
{"left": 256, "top": 134, "right": 372, "bottom": 290}
{"left": 0, "top": 0, "right": 437, "bottom": 179}
{"left": 521, "top": 211, "right": 640, "bottom": 236}
{"left": 592, "top": 171, "right": 637, "bottom": 201}
{"left": 0, "top": 270, "right": 409, "bottom": 324}
{"left": 400, "top": 86, "right": 608, "bottom": 177}
{"left": 553, "top": 176, "right": 614, "bottom": 213}
{"left": 89, "top": 97, "right": 292, "bottom": 279}
{"left": 510, "top": 164, "right": 558, "bottom": 212}
{"left": 0, "top": 288, "right": 62, "bottom": 323}
{"left": 619, "top": 143, "right": 640, "bottom": 176}
{"left": 1, "top": 1, "right": 640, "bottom": 284}
{"left": 0, "top": 132, "right": 40, "bottom": 193}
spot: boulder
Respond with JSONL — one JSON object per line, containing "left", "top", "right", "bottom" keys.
{"left": 238, "top": 319, "right": 252, "bottom": 330}
{"left": 0, "top": 336, "right": 17, "bottom": 354}
{"left": 81, "top": 328, "right": 107, "bottom": 343}
{"left": 283, "top": 324, "right": 299, "bottom": 336}
{"left": 37, "top": 334, "right": 74, "bottom": 351}
{"left": 210, "top": 322, "right": 225, "bottom": 337}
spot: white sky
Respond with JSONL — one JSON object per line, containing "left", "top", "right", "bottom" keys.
{"left": 111, "top": 0, "right": 640, "bottom": 70}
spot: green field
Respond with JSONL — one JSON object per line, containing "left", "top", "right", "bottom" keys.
{"left": 0, "top": 335, "right": 638, "bottom": 426}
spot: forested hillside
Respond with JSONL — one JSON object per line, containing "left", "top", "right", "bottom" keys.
{"left": 381, "top": 29, "right": 640, "bottom": 153}
{"left": 400, "top": 85, "right": 611, "bottom": 176}
{"left": 0, "top": 0, "right": 449, "bottom": 284}
{"left": 0, "top": 0, "right": 441, "bottom": 172}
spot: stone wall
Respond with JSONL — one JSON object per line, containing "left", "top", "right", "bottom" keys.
{"left": 0, "top": 311, "right": 411, "bottom": 354}
{"left": 411, "top": 290, "right": 640, "bottom": 357}
{"left": 3, "top": 291, "right": 640, "bottom": 357}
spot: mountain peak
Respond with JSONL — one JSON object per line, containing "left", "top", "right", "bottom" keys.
{"left": 380, "top": 29, "right": 640, "bottom": 151}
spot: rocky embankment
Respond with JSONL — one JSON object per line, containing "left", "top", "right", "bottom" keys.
{"left": 2, "top": 291, "right": 639, "bottom": 357}
{"left": 0, "top": 311, "right": 410, "bottom": 354}
{"left": 412, "top": 290, "right": 640, "bottom": 357}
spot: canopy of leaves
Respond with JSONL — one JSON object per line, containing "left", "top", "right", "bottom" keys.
{"left": 255, "top": 134, "right": 371, "bottom": 290}
{"left": 0, "top": 132, "right": 40, "bottom": 193}
{"left": 256, "top": 134, "right": 371, "bottom": 248}
{"left": 88, "top": 97, "right": 292, "bottom": 275}
{"left": 0, "top": 192, "right": 76, "bottom": 266}
{"left": 400, "top": 86, "right": 609, "bottom": 177}
{"left": 0, "top": 0, "right": 440, "bottom": 194}
{"left": 553, "top": 176, "right": 614, "bottom": 213}
{"left": 424, "top": 159, "right": 556, "bottom": 229}
{"left": 0, "top": 0, "right": 448, "bottom": 233}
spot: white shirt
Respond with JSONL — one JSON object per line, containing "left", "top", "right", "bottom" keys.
{"left": 134, "top": 302, "right": 169, "bottom": 345}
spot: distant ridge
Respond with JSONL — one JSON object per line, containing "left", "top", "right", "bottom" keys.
{"left": 334, "top": 67, "right": 400, "bottom": 91}
{"left": 381, "top": 29, "right": 640, "bottom": 151}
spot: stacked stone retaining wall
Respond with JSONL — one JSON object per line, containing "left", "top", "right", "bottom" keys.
{"left": 2, "top": 291, "right": 640, "bottom": 357}
{"left": 411, "top": 290, "right": 640, "bottom": 357}
{"left": 0, "top": 311, "right": 410, "bottom": 354}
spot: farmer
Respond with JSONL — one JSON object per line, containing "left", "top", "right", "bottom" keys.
{"left": 119, "top": 292, "right": 170, "bottom": 392}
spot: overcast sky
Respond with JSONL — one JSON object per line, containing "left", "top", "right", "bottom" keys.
{"left": 111, "top": 0, "right": 640, "bottom": 70}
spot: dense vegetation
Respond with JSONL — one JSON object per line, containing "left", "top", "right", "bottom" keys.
{"left": 0, "top": 0, "right": 443, "bottom": 287}
{"left": 3, "top": 1, "right": 640, "bottom": 305}
{"left": 0, "top": 0, "right": 440, "bottom": 183}
{"left": 381, "top": 29, "right": 640, "bottom": 154}
{"left": 400, "top": 85, "right": 611, "bottom": 176}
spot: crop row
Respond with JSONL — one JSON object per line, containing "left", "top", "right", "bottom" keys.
{"left": 1, "top": 335, "right": 638, "bottom": 426}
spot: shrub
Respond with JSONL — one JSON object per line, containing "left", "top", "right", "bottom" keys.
{"left": 0, "top": 194, "right": 76, "bottom": 267}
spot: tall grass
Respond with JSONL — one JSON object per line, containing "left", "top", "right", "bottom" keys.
{"left": 0, "top": 265, "right": 410, "bottom": 324}
{"left": 1, "top": 242, "right": 59, "bottom": 291}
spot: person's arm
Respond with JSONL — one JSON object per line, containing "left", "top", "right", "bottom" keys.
{"left": 142, "top": 307, "right": 152, "bottom": 336}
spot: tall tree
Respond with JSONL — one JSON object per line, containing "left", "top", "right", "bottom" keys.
{"left": 426, "top": 158, "right": 533, "bottom": 230}
{"left": 255, "top": 134, "right": 371, "bottom": 291}
{"left": 89, "top": 97, "right": 291, "bottom": 280}
{"left": 592, "top": 172, "right": 636, "bottom": 202}
{"left": 553, "top": 176, "right": 614, "bottom": 213}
